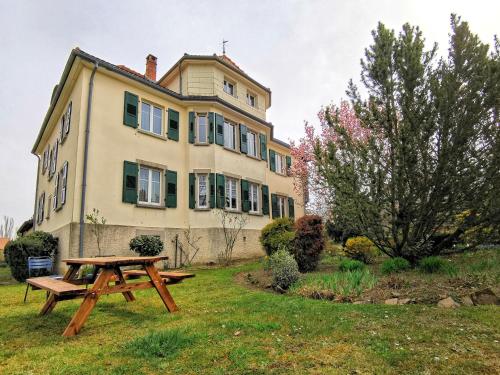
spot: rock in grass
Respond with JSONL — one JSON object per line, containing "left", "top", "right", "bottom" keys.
{"left": 437, "top": 297, "right": 460, "bottom": 308}
{"left": 470, "top": 288, "right": 500, "bottom": 305}
{"left": 398, "top": 298, "right": 412, "bottom": 305}
{"left": 460, "top": 295, "right": 474, "bottom": 306}
{"left": 384, "top": 298, "right": 399, "bottom": 305}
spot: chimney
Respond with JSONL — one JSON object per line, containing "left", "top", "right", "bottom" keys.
{"left": 145, "top": 54, "right": 157, "bottom": 81}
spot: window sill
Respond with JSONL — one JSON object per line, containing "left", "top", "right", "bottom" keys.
{"left": 248, "top": 211, "right": 263, "bottom": 216}
{"left": 137, "top": 129, "right": 167, "bottom": 141}
{"left": 224, "top": 208, "right": 242, "bottom": 214}
{"left": 136, "top": 203, "right": 166, "bottom": 210}
{"left": 223, "top": 146, "right": 240, "bottom": 155}
{"left": 194, "top": 207, "right": 211, "bottom": 211}
{"left": 246, "top": 154, "right": 261, "bottom": 161}
{"left": 194, "top": 142, "right": 210, "bottom": 147}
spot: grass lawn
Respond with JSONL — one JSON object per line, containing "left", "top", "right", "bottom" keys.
{"left": 0, "top": 260, "right": 499, "bottom": 374}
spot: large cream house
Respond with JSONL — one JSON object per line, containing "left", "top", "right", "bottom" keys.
{"left": 32, "top": 48, "right": 304, "bottom": 269}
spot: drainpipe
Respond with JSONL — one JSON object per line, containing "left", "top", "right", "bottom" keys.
{"left": 78, "top": 62, "right": 98, "bottom": 257}
{"left": 32, "top": 155, "right": 41, "bottom": 232}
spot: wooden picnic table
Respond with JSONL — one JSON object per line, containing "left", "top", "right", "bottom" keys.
{"left": 29, "top": 256, "right": 183, "bottom": 337}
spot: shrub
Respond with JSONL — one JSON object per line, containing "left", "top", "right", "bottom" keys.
{"left": 4, "top": 231, "right": 58, "bottom": 282}
{"left": 419, "top": 256, "right": 446, "bottom": 273}
{"left": 381, "top": 257, "right": 411, "bottom": 274}
{"left": 339, "top": 259, "right": 365, "bottom": 272}
{"left": 292, "top": 215, "right": 325, "bottom": 272}
{"left": 270, "top": 249, "right": 300, "bottom": 290}
{"left": 129, "top": 235, "right": 164, "bottom": 256}
{"left": 344, "top": 236, "right": 377, "bottom": 264}
{"left": 259, "top": 217, "right": 295, "bottom": 256}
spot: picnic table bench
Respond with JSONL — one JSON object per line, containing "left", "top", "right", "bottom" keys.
{"left": 26, "top": 256, "right": 194, "bottom": 337}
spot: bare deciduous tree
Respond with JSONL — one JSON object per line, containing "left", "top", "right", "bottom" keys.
{"left": 0, "top": 216, "right": 14, "bottom": 239}
{"left": 86, "top": 208, "right": 107, "bottom": 256}
{"left": 182, "top": 226, "right": 202, "bottom": 267}
{"left": 215, "top": 209, "right": 248, "bottom": 266}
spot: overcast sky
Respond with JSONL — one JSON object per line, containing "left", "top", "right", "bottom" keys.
{"left": 0, "top": 0, "right": 498, "bottom": 231}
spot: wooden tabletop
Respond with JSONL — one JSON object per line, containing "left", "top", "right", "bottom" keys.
{"left": 62, "top": 256, "right": 168, "bottom": 266}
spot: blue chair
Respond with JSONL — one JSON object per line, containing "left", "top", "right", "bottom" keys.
{"left": 24, "top": 256, "right": 57, "bottom": 302}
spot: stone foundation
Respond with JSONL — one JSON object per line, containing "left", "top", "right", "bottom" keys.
{"left": 51, "top": 223, "right": 264, "bottom": 272}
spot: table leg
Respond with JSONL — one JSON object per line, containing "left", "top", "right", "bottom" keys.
{"left": 114, "top": 267, "right": 136, "bottom": 302}
{"left": 40, "top": 264, "right": 81, "bottom": 316}
{"left": 144, "top": 264, "right": 178, "bottom": 312}
{"left": 62, "top": 268, "right": 114, "bottom": 337}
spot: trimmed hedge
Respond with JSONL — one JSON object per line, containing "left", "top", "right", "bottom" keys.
{"left": 129, "top": 235, "right": 164, "bottom": 256}
{"left": 4, "top": 231, "right": 58, "bottom": 282}
{"left": 259, "top": 217, "right": 295, "bottom": 256}
{"left": 270, "top": 249, "right": 300, "bottom": 290}
{"left": 292, "top": 215, "right": 325, "bottom": 272}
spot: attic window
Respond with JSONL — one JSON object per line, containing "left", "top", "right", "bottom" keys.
{"left": 246, "top": 92, "right": 256, "bottom": 107}
{"left": 223, "top": 79, "right": 235, "bottom": 96}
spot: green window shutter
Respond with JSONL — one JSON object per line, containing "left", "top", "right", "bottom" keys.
{"left": 240, "top": 124, "right": 248, "bottom": 154}
{"left": 215, "top": 113, "right": 224, "bottom": 146}
{"left": 262, "top": 185, "right": 270, "bottom": 216}
{"left": 123, "top": 92, "right": 138, "bottom": 128}
{"left": 188, "top": 112, "right": 195, "bottom": 143}
{"left": 241, "top": 179, "right": 250, "bottom": 212}
{"left": 271, "top": 193, "right": 279, "bottom": 219}
{"left": 165, "top": 170, "right": 177, "bottom": 208}
{"left": 167, "top": 109, "right": 179, "bottom": 141}
{"left": 209, "top": 173, "right": 216, "bottom": 208}
{"left": 260, "top": 133, "right": 267, "bottom": 160}
{"left": 288, "top": 197, "right": 295, "bottom": 219}
{"left": 286, "top": 156, "right": 292, "bottom": 175}
{"left": 189, "top": 173, "right": 196, "bottom": 209}
{"left": 208, "top": 112, "right": 215, "bottom": 144}
{"left": 216, "top": 173, "right": 225, "bottom": 208}
{"left": 269, "top": 149, "right": 276, "bottom": 171}
{"left": 123, "top": 161, "right": 138, "bottom": 203}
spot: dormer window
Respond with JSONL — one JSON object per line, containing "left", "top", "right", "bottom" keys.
{"left": 246, "top": 92, "right": 256, "bottom": 107}
{"left": 223, "top": 79, "right": 235, "bottom": 96}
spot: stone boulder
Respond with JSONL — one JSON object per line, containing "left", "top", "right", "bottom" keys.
{"left": 470, "top": 288, "right": 500, "bottom": 306}
{"left": 384, "top": 298, "right": 399, "bottom": 305}
{"left": 437, "top": 297, "right": 460, "bottom": 308}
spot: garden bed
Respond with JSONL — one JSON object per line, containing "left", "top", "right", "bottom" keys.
{"left": 235, "top": 248, "right": 500, "bottom": 306}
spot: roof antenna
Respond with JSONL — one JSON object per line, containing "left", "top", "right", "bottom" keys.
{"left": 222, "top": 39, "right": 229, "bottom": 55}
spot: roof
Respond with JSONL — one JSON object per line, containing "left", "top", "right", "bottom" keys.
{"left": 158, "top": 53, "right": 272, "bottom": 97}
{"left": 0, "top": 237, "right": 9, "bottom": 251}
{"left": 32, "top": 48, "right": 289, "bottom": 154}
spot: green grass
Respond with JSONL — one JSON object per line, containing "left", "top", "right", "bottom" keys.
{"left": 0, "top": 261, "right": 499, "bottom": 374}
{"left": 290, "top": 269, "right": 377, "bottom": 299}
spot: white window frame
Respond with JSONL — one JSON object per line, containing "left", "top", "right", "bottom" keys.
{"left": 247, "top": 130, "right": 257, "bottom": 157}
{"left": 249, "top": 182, "right": 260, "bottom": 213}
{"left": 223, "top": 79, "right": 235, "bottom": 96}
{"left": 60, "top": 161, "right": 68, "bottom": 205}
{"left": 196, "top": 113, "right": 208, "bottom": 144}
{"left": 224, "top": 120, "right": 236, "bottom": 149}
{"left": 37, "top": 192, "right": 45, "bottom": 224}
{"left": 64, "top": 101, "right": 72, "bottom": 135}
{"left": 53, "top": 173, "right": 59, "bottom": 211}
{"left": 277, "top": 195, "right": 287, "bottom": 218}
{"left": 225, "top": 177, "right": 239, "bottom": 211}
{"left": 138, "top": 166, "right": 162, "bottom": 205}
{"left": 246, "top": 92, "right": 256, "bottom": 107}
{"left": 275, "top": 152, "right": 286, "bottom": 175}
{"left": 197, "top": 173, "right": 209, "bottom": 209}
{"left": 140, "top": 101, "right": 163, "bottom": 136}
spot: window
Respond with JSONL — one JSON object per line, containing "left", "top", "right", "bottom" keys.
{"left": 225, "top": 177, "right": 238, "bottom": 210}
{"left": 53, "top": 173, "right": 59, "bottom": 211}
{"left": 223, "top": 79, "right": 235, "bottom": 96}
{"left": 246, "top": 92, "right": 256, "bottom": 107}
{"left": 139, "top": 166, "right": 161, "bottom": 205}
{"left": 224, "top": 121, "right": 236, "bottom": 149}
{"left": 141, "top": 102, "right": 162, "bottom": 135}
{"left": 37, "top": 193, "right": 45, "bottom": 224}
{"left": 277, "top": 195, "right": 287, "bottom": 218}
{"left": 275, "top": 152, "right": 286, "bottom": 174}
{"left": 60, "top": 162, "right": 68, "bottom": 205}
{"left": 197, "top": 174, "right": 208, "bottom": 208}
{"left": 46, "top": 195, "right": 52, "bottom": 219}
{"left": 49, "top": 141, "right": 58, "bottom": 179}
{"left": 197, "top": 114, "right": 208, "bottom": 144}
{"left": 249, "top": 183, "right": 259, "bottom": 213}
{"left": 247, "top": 131, "right": 257, "bottom": 157}
{"left": 42, "top": 148, "right": 49, "bottom": 174}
